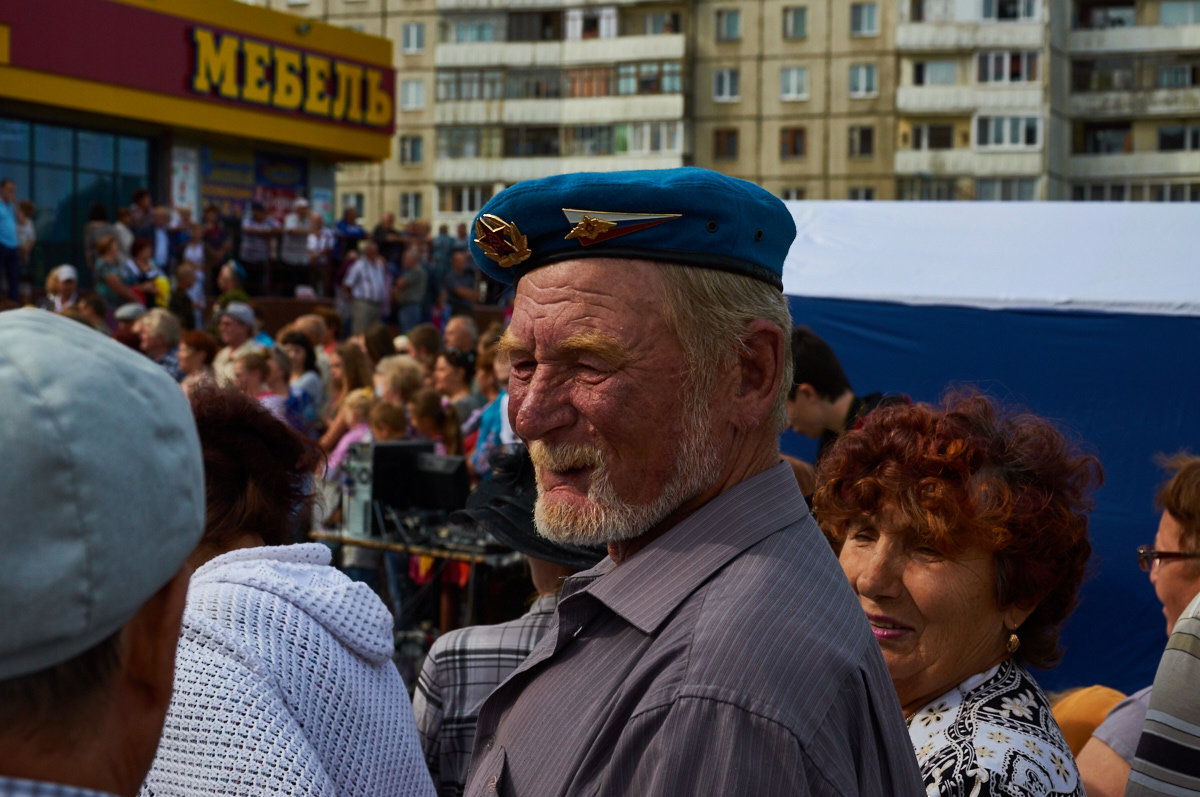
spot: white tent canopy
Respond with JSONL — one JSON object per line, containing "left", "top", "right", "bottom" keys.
{"left": 783, "top": 202, "right": 1200, "bottom": 316}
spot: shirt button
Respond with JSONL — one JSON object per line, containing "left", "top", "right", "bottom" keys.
{"left": 484, "top": 735, "right": 495, "bottom": 751}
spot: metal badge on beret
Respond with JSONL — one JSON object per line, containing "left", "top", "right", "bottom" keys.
{"left": 562, "top": 209, "right": 681, "bottom": 247}
{"left": 474, "top": 214, "right": 532, "bottom": 269}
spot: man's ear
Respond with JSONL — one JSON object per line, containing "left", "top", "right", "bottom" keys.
{"left": 731, "top": 320, "right": 785, "bottom": 430}
{"left": 795, "top": 383, "right": 819, "bottom": 402}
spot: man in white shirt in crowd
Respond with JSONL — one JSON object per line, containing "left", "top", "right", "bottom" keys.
{"left": 342, "top": 240, "right": 388, "bottom": 335}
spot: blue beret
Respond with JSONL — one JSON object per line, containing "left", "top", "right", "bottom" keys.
{"left": 469, "top": 168, "right": 795, "bottom": 290}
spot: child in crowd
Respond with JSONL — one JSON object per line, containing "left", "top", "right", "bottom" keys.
{"left": 325, "top": 387, "right": 376, "bottom": 478}
{"left": 408, "top": 388, "right": 461, "bottom": 456}
{"left": 369, "top": 401, "right": 408, "bottom": 443}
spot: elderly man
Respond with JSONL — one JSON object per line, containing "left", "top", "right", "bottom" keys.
{"left": 1121, "top": 455, "right": 1200, "bottom": 796}
{"left": 212, "top": 300, "right": 262, "bottom": 388}
{"left": 139, "top": 307, "right": 184, "bottom": 382}
{"left": 443, "top": 314, "right": 477, "bottom": 354}
{"left": 461, "top": 168, "right": 922, "bottom": 795}
{"left": 0, "top": 309, "right": 204, "bottom": 796}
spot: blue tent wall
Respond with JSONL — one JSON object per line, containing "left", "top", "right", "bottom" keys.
{"left": 784, "top": 294, "right": 1200, "bottom": 694}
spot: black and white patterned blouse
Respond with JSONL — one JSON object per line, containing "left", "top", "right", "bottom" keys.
{"left": 907, "top": 659, "right": 1083, "bottom": 796}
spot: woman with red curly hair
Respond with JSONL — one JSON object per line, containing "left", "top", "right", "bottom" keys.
{"left": 814, "top": 391, "right": 1102, "bottom": 797}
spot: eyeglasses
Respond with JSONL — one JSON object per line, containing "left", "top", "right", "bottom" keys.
{"left": 1137, "top": 545, "right": 1200, "bottom": 572}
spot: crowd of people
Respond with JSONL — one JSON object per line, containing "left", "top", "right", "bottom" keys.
{"left": 1, "top": 166, "right": 1197, "bottom": 797}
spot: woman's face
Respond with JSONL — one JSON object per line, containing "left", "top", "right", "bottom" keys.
{"left": 837, "top": 507, "right": 1024, "bottom": 715}
{"left": 284, "top": 343, "right": 306, "bottom": 373}
{"left": 217, "top": 267, "right": 234, "bottom": 293}
{"left": 328, "top": 352, "right": 344, "bottom": 385}
{"left": 178, "top": 342, "right": 201, "bottom": 374}
{"left": 433, "top": 355, "right": 462, "bottom": 394}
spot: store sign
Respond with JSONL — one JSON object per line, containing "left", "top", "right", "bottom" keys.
{"left": 190, "top": 28, "right": 394, "bottom": 128}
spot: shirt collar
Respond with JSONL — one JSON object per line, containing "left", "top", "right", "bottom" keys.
{"left": 563, "top": 462, "right": 808, "bottom": 635}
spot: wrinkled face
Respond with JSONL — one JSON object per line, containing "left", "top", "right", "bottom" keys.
{"left": 218, "top": 315, "right": 248, "bottom": 347}
{"left": 1150, "top": 510, "right": 1200, "bottom": 635}
{"left": 837, "top": 509, "right": 1015, "bottom": 715}
{"left": 504, "top": 259, "right": 723, "bottom": 547}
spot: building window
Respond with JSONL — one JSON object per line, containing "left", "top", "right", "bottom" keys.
{"left": 912, "top": 123, "right": 955, "bottom": 150}
{"left": 849, "top": 125, "right": 875, "bottom": 157}
{"left": 1161, "top": 1, "right": 1200, "bottom": 25}
{"left": 714, "top": 68, "right": 740, "bottom": 101}
{"left": 399, "top": 192, "right": 423, "bottom": 220}
{"left": 438, "top": 184, "right": 494, "bottom": 214}
{"left": 914, "top": 60, "right": 956, "bottom": 85}
{"left": 402, "top": 23, "right": 425, "bottom": 53}
{"left": 437, "top": 127, "right": 502, "bottom": 158}
{"left": 849, "top": 64, "right": 878, "bottom": 97}
{"left": 848, "top": 187, "right": 876, "bottom": 200}
{"left": 452, "top": 17, "right": 501, "bottom": 42}
{"left": 662, "top": 63, "right": 683, "bottom": 93}
{"left": 851, "top": 3, "right": 879, "bottom": 35}
{"left": 400, "top": 136, "right": 423, "bottom": 164}
{"left": 503, "top": 126, "right": 560, "bottom": 157}
{"left": 401, "top": 80, "right": 425, "bottom": 110}
{"left": 977, "top": 51, "right": 1039, "bottom": 83}
{"left": 713, "top": 128, "right": 739, "bottom": 159}
{"left": 1158, "top": 64, "right": 1196, "bottom": 88}
{"left": 1158, "top": 124, "right": 1200, "bottom": 151}
{"left": 976, "top": 178, "right": 1036, "bottom": 200}
{"left": 898, "top": 177, "right": 958, "bottom": 200}
{"left": 617, "top": 122, "right": 683, "bottom": 154}
{"left": 783, "top": 6, "right": 808, "bottom": 39}
{"left": 981, "top": 0, "right": 1038, "bottom": 21}
{"left": 781, "top": 187, "right": 806, "bottom": 200}
{"left": 1071, "top": 183, "right": 1129, "bottom": 201}
{"left": 780, "top": 127, "right": 806, "bottom": 158}
{"left": 507, "top": 11, "right": 562, "bottom": 42}
{"left": 565, "top": 125, "right": 615, "bottom": 156}
{"left": 976, "top": 115, "right": 1040, "bottom": 148}
{"left": 565, "top": 7, "right": 617, "bottom": 39}
{"left": 781, "top": 67, "right": 809, "bottom": 100}
{"left": 645, "top": 12, "right": 681, "bottom": 34}
{"left": 1072, "top": 58, "right": 1136, "bottom": 91}
{"left": 1078, "top": 121, "right": 1132, "bottom": 154}
{"left": 342, "top": 193, "right": 364, "bottom": 215}
{"left": 1147, "top": 183, "right": 1198, "bottom": 201}
{"left": 716, "top": 9, "right": 741, "bottom": 40}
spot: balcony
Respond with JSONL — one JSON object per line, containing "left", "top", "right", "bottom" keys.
{"left": 434, "top": 153, "right": 686, "bottom": 184}
{"left": 437, "top": 33, "right": 686, "bottom": 68}
{"left": 1070, "top": 87, "right": 1200, "bottom": 118}
{"left": 435, "top": 94, "right": 685, "bottom": 125}
{"left": 1069, "top": 24, "right": 1200, "bottom": 54}
{"left": 1067, "top": 150, "right": 1200, "bottom": 179}
{"left": 897, "top": 84, "right": 1042, "bottom": 113}
{"left": 897, "top": 22, "right": 1044, "bottom": 51}
{"left": 895, "top": 148, "right": 1043, "bottom": 175}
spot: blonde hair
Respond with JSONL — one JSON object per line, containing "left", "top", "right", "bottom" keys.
{"left": 342, "top": 387, "right": 376, "bottom": 424}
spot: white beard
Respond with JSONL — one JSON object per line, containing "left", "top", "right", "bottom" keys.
{"left": 527, "top": 401, "right": 723, "bottom": 547}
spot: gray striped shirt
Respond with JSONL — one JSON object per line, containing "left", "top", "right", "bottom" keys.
{"left": 464, "top": 463, "right": 923, "bottom": 796}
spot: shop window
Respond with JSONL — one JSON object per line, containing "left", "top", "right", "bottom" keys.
{"left": 851, "top": 3, "right": 878, "bottom": 35}
{"left": 783, "top": 7, "right": 807, "bottom": 39}
{"left": 781, "top": 67, "right": 809, "bottom": 100}
{"left": 714, "top": 68, "right": 740, "bottom": 101}
{"left": 713, "top": 128, "right": 739, "bottom": 159}
{"left": 716, "top": 9, "right": 741, "bottom": 41}
{"left": 780, "top": 127, "right": 806, "bottom": 158}
{"left": 849, "top": 64, "right": 878, "bottom": 97}
{"left": 849, "top": 125, "right": 874, "bottom": 157}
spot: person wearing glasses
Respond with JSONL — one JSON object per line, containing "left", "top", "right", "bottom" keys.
{"left": 1125, "top": 454, "right": 1200, "bottom": 795}
{"left": 1077, "top": 453, "right": 1200, "bottom": 797}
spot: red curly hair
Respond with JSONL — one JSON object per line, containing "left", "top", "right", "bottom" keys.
{"left": 813, "top": 391, "right": 1103, "bottom": 669}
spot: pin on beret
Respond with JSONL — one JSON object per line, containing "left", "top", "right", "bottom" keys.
{"left": 469, "top": 167, "right": 796, "bottom": 290}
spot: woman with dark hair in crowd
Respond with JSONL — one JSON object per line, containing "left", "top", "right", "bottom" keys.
{"left": 361, "top": 321, "right": 396, "bottom": 366}
{"left": 178, "top": 328, "right": 219, "bottom": 397}
{"left": 138, "top": 387, "right": 435, "bottom": 796}
{"left": 281, "top": 330, "right": 323, "bottom": 411}
{"left": 814, "top": 391, "right": 1102, "bottom": 797}
{"left": 433, "top": 347, "right": 482, "bottom": 424}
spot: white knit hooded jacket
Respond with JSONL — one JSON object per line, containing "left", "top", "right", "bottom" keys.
{"left": 139, "top": 543, "right": 435, "bottom": 796}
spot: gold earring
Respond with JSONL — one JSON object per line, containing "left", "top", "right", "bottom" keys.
{"left": 1006, "top": 633, "right": 1020, "bottom": 654}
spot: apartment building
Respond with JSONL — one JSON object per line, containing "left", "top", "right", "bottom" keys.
{"left": 246, "top": 0, "right": 1200, "bottom": 218}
